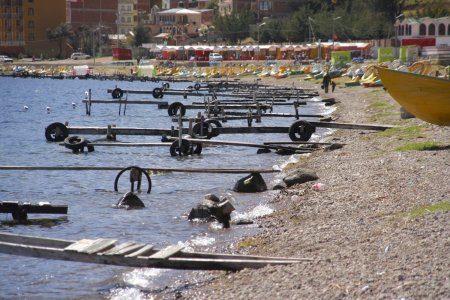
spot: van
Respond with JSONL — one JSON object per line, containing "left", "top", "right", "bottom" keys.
{"left": 70, "top": 52, "right": 91, "bottom": 60}
{"left": 209, "top": 53, "right": 223, "bottom": 61}
{"left": 0, "top": 55, "right": 13, "bottom": 63}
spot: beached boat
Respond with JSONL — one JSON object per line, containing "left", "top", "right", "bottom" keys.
{"left": 0, "top": 233, "right": 310, "bottom": 271}
{"left": 377, "top": 67, "right": 450, "bottom": 126}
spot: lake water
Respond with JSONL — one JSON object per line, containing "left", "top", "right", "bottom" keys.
{"left": 0, "top": 76, "right": 333, "bottom": 299}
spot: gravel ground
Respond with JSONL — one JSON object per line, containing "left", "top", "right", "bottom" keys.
{"left": 173, "top": 76, "right": 450, "bottom": 299}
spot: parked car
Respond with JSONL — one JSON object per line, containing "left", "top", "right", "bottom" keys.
{"left": 70, "top": 52, "right": 91, "bottom": 60}
{"left": 0, "top": 55, "right": 13, "bottom": 63}
{"left": 209, "top": 53, "right": 223, "bottom": 61}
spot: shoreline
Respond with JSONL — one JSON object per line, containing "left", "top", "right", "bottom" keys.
{"left": 177, "top": 76, "right": 449, "bottom": 299}
{"left": 2, "top": 59, "right": 448, "bottom": 298}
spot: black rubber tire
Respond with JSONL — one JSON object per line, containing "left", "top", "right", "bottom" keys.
{"left": 163, "top": 82, "right": 170, "bottom": 89}
{"left": 64, "top": 136, "right": 87, "bottom": 151}
{"left": 45, "top": 122, "right": 69, "bottom": 142}
{"left": 170, "top": 139, "right": 191, "bottom": 156}
{"left": 288, "top": 120, "right": 316, "bottom": 141}
{"left": 85, "top": 140, "right": 95, "bottom": 152}
{"left": 111, "top": 88, "right": 123, "bottom": 99}
{"left": 192, "top": 122, "right": 213, "bottom": 139}
{"left": 204, "top": 119, "right": 222, "bottom": 137}
{"left": 114, "top": 166, "right": 152, "bottom": 194}
{"left": 194, "top": 83, "right": 201, "bottom": 90}
{"left": 152, "top": 87, "right": 163, "bottom": 99}
{"left": 190, "top": 142, "right": 202, "bottom": 155}
{"left": 12, "top": 208, "right": 28, "bottom": 222}
{"left": 167, "top": 102, "right": 186, "bottom": 117}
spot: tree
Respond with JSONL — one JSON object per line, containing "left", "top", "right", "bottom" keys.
{"left": 132, "top": 24, "right": 151, "bottom": 47}
{"left": 206, "top": 0, "right": 219, "bottom": 16}
{"left": 213, "top": 10, "right": 255, "bottom": 44}
{"left": 46, "top": 23, "right": 74, "bottom": 58}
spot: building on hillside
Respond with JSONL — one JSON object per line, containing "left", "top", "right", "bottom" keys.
{"left": 66, "top": 0, "right": 153, "bottom": 53}
{"left": 0, "top": 0, "right": 67, "bottom": 57}
{"left": 218, "top": 0, "right": 290, "bottom": 21}
{"left": 117, "top": 0, "right": 138, "bottom": 35}
{"left": 396, "top": 16, "right": 450, "bottom": 64}
{"left": 161, "top": 0, "right": 203, "bottom": 9}
{"left": 396, "top": 16, "right": 450, "bottom": 47}
{"left": 149, "top": 7, "right": 213, "bottom": 45}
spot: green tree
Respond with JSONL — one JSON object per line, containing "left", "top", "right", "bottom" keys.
{"left": 132, "top": 24, "right": 151, "bottom": 47}
{"left": 46, "top": 23, "right": 74, "bottom": 58}
{"left": 213, "top": 10, "right": 255, "bottom": 44}
{"left": 206, "top": 0, "right": 219, "bottom": 16}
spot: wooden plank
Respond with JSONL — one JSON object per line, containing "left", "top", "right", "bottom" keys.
{"left": 80, "top": 239, "right": 117, "bottom": 254}
{"left": 125, "top": 244, "right": 155, "bottom": 258}
{"left": 100, "top": 242, "right": 136, "bottom": 255}
{"left": 148, "top": 245, "right": 184, "bottom": 259}
{"left": 65, "top": 239, "right": 117, "bottom": 254}
{"left": 64, "top": 239, "right": 96, "bottom": 252}
{"left": 112, "top": 243, "right": 146, "bottom": 256}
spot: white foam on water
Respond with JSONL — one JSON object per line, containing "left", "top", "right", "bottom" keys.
{"left": 110, "top": 287, "right": 153, "bottom": 300}
{"left": 121, "top": 268, "right": 166, "bottom": 289}
{"left": 190, "top": 235, "right": 216, "bottom": 247}
{"left": 233, "top": 204, "right": 274, "bottom": 220}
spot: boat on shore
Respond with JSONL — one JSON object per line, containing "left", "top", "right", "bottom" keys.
{"left": 0, "top": 233, "right": 311, "bottom": 271}
{"left": 377, "top": 67, "right": 450, "bottom": 126}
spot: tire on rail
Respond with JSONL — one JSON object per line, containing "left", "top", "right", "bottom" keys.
{"left": 204, "top": 119, "right": 222, "bottom": 137}
{"left": 167, "top": 102, "right": 186, "bottom": 117}
{"left": 64, "top": 136, "right": 87, "bottom": 152}
{"left": 288, "top": 120, "right": 316, "bottom": 141}
{"left": 152, "top": 87, "right": 163, "bottom": 99}
{"left": 111, "top": 88, "right": 123, "bottom": 99}
{"left": 170, "top": 139, "right": 191, "bottom": 156}
{"left": 45, "top": 122, "right": 69, "bottom": 142}
{"left": 114, "top": 166, "right": 152, "bottom": 194}
{"left": 192, "top": 122, "right": 213, "bottom": 139}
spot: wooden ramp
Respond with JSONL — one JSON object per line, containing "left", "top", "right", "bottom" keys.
{"left": 0, "top": 233, "right": 312, "bottom": 271}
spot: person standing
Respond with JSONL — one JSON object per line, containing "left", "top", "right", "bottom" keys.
{"left": 323, "top": 72, "right": 331, "bottom": 93}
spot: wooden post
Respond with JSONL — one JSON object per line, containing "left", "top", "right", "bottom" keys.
{"left": 200, "top": 115, "right": 204, "bottom": 136}
{"left": 86, "top": 89, "right": 92, "bottom": 116}
{"left": 178, "top": 115, "right": 183, "bottom": 148}
{"left": 106, "top": 125, "right": 111, "bottom": 140}
{"left": 123, "top": 91, "right": 128, "bottom": 115}
{"left": 294, "top": 102, "right": 299, "bottom": 120}
{"left": 256, "top": 103, "right": 261, "bottom": 123}
{"left": 247, "top": 111, "right": 252, "bottom": 127}
{"left": 188, "top": 119, "right": 194, "bottom": 136}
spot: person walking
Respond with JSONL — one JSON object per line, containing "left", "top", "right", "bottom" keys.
{"left": 322, "top": 72, "right": 331, "bottom": 93}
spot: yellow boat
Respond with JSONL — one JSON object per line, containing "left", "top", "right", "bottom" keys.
{"left": 377, "top": 67, "right": 450, "bottom": 126}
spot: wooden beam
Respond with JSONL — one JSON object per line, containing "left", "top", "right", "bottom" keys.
{"left": 0, "top": 166, "right": 279, "bottom": 173}
{"left": 82, "top": 100, "right": 168, "bottom": 105}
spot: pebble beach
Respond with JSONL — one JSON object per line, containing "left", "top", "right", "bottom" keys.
{"left": 178, "top": 72, "right": 450, "bottom": 299}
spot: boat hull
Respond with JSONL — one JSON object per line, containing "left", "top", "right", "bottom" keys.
{"left": 377, "top": 67, "right": 450, "bottom": 126}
